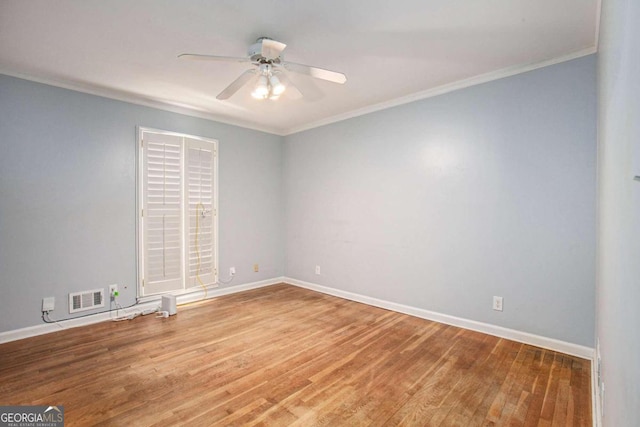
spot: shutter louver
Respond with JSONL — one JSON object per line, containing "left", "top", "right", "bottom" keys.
{"left": 140, "top": 130, "right": 217, "bottom": 297}
{"left": 186, "top": 139, "right": 215, "bottom": 287}
{"left": 143, "top": 133, "right": 183, "bottom": 294}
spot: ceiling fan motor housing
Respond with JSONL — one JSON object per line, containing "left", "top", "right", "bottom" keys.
{"left": 248, "top": 37, "right": 282, "bottom": 63}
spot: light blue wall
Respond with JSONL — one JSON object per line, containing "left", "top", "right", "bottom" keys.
{"left": 284, "top": 56, "right": 597, "bottom": 346}
{"left": 0, "top": 74, "right": 284, "bottom": 332}
{"left": 1, "top": 55, "right": 598, "bottom": 350}
{"left": 597, "top": 0, "right": 640, "bottom": 423}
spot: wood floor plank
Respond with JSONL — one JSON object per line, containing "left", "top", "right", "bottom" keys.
{"left": 0, "top": 284, "right": 591, "bottom": 426}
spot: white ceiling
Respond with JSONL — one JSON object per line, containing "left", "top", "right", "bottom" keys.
{"left": 0, "top": 0, "right": 599, "bottom": 135}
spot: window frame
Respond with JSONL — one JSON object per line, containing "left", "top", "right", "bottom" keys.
{"left": 136, "top": 126, "right": 219, "bottom": 300}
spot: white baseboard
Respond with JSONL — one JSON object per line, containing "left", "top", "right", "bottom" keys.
{"left": 592, "top": 345, "right": 602, "bottom": 427}
{"left": 2, "top": 275, "right": 592, "bottom": 359}
{"left": 591, "top": 337, "right": 604, "bottom": 427}
{"left": 0, "top": 277, "right": 283, "bottom": 344}
{"left": 173, "top": 276, "right": 284, "bottom": 305}
{"left": 284, "top": 277, "right": 594, "bottom": 360}
{"left": 1, "top": 275, "right": 598, "bottom": 424}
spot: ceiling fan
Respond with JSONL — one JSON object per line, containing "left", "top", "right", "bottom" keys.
{"left": 179, "top": 37, "right": 347, "bottom": 101}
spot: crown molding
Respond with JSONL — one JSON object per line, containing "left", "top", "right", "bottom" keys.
{"left": 594, "top": 0, "right": 602, "bottom": 50}
{"left": 1, "top": 46, "right": 597, "bottom": 138}
{"left": 0, "top": 68, "right": 285, "bottom": 136}
{"left": 284, "top": 47, "right": 597, "bottom": 136}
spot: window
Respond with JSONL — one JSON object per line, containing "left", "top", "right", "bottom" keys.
{"left": 138, "top": 128, "right": 218, "bottom": 297}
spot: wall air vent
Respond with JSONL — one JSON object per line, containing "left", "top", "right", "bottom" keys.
{"left": 68, "top": 289, "right": 105, "bottom": 313}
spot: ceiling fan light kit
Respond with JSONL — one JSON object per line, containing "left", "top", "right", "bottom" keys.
{"left": 269, "top": 74, "right": 285, "bottom": 96}
{"left": 250, "top": 64, "right": 285, "bottom": 100}
{"left": 179, "top": 37, "right": 347, "bottom": 101}
{"left": 252, "top": 73, "right": 270, "bottom": 99}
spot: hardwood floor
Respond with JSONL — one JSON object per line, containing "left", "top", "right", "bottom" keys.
{"left": 0, "top": 284, "right": 591, "bottom": 426}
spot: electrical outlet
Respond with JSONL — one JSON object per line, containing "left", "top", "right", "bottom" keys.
{"left": 42, "top": 297, "right": 55, "bottom": 312}
{"left": 253, "top": 264, "right": 259, "bottom": 272}
{"left": 230, "top": 266, "right": 236, "bottom": 276}
{"left": 492, "top": 296, "right": 503, "bottom": 311}
{"left": 315, "top": 265, "right": 321, "bottom": 275}
{"left": 109, "top": 284, "right": 119, "bottom": 298}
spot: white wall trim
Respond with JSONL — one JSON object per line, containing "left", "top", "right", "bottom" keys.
{"left": 285, "top": 47, "right": 597, "bottom": 135}
{"left": 2, "top": 275, "right": 598, "bottom": 420}
{"left": 1, "top": 47, "right": 595, "bottom": 138}
{"left": 285, "top": 277, "right": 595, "bottom": 360}
{"left": 0, "top": 277, "right": 283, "bottom": 344}
{"left": 172, "top": 276, "right": 283, "bottom": 305}
{"left": 594, "top": 0, "right": 602, "bottom": 50}
{"left": 592, "top": 353, "right": 601, "bottom": 427}
{"left": 0, "top": 68, "right": 284, "bottom": 136}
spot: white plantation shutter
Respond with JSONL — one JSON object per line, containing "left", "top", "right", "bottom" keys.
{"left": 143, "top": 133, "right": 184, "bottom": 295}
{"left": 140, "top": 129, "right": 217, "bottom": 297}
{"left": 185, "top": 138, "right": 215, "bottom": 287}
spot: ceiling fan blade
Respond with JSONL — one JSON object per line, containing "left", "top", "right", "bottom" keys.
{"left": 178, "top": 53, "right": 251, "bottom": 63}
{"left": 283, "top": 62, "right": 347, "bottom": 84}
{"left": 261, "top": 39, "right": 287, "bottom": 60}
{"left": 216, "top": 69, "right": 255, "bottom": 100}
{"left": 275, "top": 72, "right": 303, "bottom": 100}
{"left": 290, "top": 74, "right": 325, "bottom": 102}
